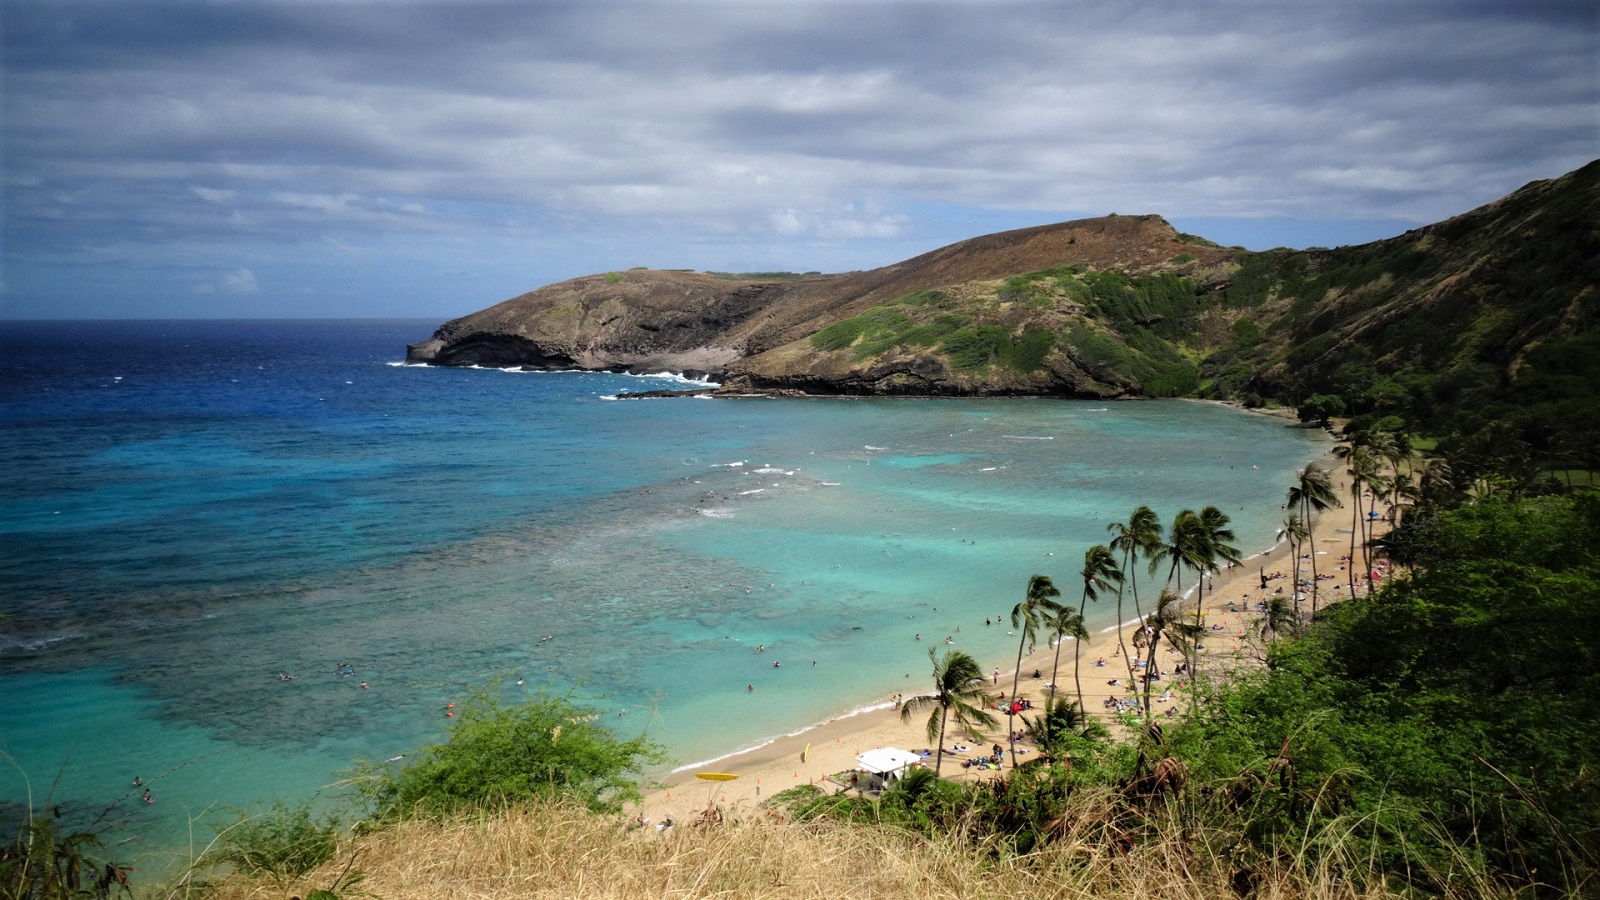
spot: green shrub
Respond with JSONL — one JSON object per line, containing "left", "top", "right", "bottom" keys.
{"left": 810, "top": 318, "right": 868, "bottom": 352}
{"left": 603, "top": 272, "right": 624, "bottom": 284}
{"left": 214, "top": 798, "right": 338, "bottom": 881}
{"left": 352, "top": 687, "right": 665, "bottom": 819}
{"left": 940, "top": 326, "right": 1009, "bottom": 372}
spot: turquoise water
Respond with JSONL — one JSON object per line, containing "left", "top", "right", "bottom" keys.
{"left": 0, "top": 320, "right": 1328, "bottom": 869}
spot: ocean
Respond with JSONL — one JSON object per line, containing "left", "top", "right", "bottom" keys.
{"left": 0, "top": 318, "right": 1329, "bottom": 867}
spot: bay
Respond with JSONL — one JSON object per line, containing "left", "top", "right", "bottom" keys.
{"left": 0, "top": 318, "right": 1328, "bottom": 867}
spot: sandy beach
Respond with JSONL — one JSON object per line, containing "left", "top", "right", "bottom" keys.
{"left": 634, "top": 439, "right": 1385, "bottom": 825}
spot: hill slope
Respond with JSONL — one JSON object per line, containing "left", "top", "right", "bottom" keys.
{"left": 406, "top": 161, "right": 1599, "bottom": 437}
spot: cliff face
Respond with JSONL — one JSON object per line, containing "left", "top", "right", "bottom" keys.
{"left": 407, "top": 162, "right": 1599, "bottom": 406}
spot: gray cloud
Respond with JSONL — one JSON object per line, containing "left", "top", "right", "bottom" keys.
{"left": 3, "top": 1, "right": 1595, "bottom": 316}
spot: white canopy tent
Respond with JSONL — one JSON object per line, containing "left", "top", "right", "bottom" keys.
{"left": 855, "top": 747, "right": 923, "bottom": 775}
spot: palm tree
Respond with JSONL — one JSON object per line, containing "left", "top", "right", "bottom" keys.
{"left": 1286, "top": 463, "right": 1339, "bottom": 618}
{"left": 1024, "top": 696, "right": 1097, "bottom": 758}
{"left": 1073, "top": 544, "right": 1122, "bottom": 714}
{"left": 1346, "top": 446, "right": 1384, "bottom": 597}
{"left": 1187, "top": 506, "right": 1240, "bottom": 696}
{"left": 1257, "top": 594, "right": 1299, "bottom": 642}
{"left": 1276, "top": 512, "right": 1307, "bottom": 621}
{"left": 1008, "top": 575, "right": 1062, "bottom": 769}
{"left": 1107, "top": 506, "right": 1162, "bottom": 690}
{"left": 1045, "top": 604, "right": 1088, "bottom": 709}
{"left": 1195, "top": 505, "right": 1242, "bottom": 626}
{"left": 1149, "top": 509, "right": 1204, "bottom": 680}
{"left": 1139, "top": 589, "right": 1202, "bottom": 723}
{"left": 900, "top": 648, "right": 997, "bottom": 777}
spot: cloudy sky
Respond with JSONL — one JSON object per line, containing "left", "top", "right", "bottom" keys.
{"left": 3, "top": 1, "right": 1595, "bottom": 320}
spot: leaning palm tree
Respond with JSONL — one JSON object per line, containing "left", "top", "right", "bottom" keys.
{"left": 900, "top": 648, "right": 997, "bottom": 777}
{"left": 1107, "top": 505, "right": 1163, "bottom": 690}
{"left": 1276, "top": 512, "right": 1308, "bottom": 621}
{"left": 1138, "top": 589, "right": 1199, "bottom": 723}
{"left": 1149, "top": 509, "right": 1204, "bottom": 679}
{"left": 1286, "top": 463, "right": 1339, "bottom": 618}
{"left": 1342, "top": 445, "right": 1373, "bottom": 596}
{"left": 1194, "top": 505, "right": 1242, "bottom": 627}
{"left": 1074, "top": 544, "right": 1122, "bottom": 714}
{"left": 1045, "top": 603, "right": 1088, "bottom": 709}
{"left": 1007, "top": 575, "right": 1062, "bottom": 768}
{"left": 1188, "top": 506, "right": 1240, "bottom": 695}
{"left": 1257, "top": 594, "right": 1299, "bottom": 642}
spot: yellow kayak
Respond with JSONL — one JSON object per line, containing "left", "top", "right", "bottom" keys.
{"left": 695, "top": 772, "right": 740, "bottom": 781}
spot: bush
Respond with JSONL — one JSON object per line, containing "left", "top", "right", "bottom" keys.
{"left": 214, "top": 798, "right": 338, "bottom": 881}
{"left": 352, "top": 687, "right": 665, "bottom": 820}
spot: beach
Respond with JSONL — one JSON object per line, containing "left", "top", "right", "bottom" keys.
{"left": 635, "top": 456, "right": 1385, "bottom": 824}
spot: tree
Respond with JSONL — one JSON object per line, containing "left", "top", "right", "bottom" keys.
{"left": 1007, "top": 575, "right": 1062, "bottom": 769}
{"left": 1276, "top": 512, "right": 1308, "bottom": 622}
{"left": 1074, "top": 544, "right": 1122, "bottom": 715}
{"left": 1255, "top": 593, "right": 1298, "bottom": 642}
{"left": 352, "top": 685, "right": 666, "bottom": 819}
{"left": 1044, "top": 603, "right": 1087, "bottom": 706}
{"left": 1188, "top": 506, "right": 1241, "bottom": 695}
{"left": 1345, "top": 445, "right": 1384, "bottom": 597}
{"left": 1298, "top": 393, "right": 1344, "bottom": 428}
{"left": 1138, "top": 589, "right": 1201, "bottom": 722}
{"left": 1195, "top": 505, "right": 1243, "bottom": 628}
{"left": 900, "top": 648, "right": 997, "bottom": 777}
{"left": 1108, "top": 506, "right": 1164, "bottom": 691}
{"left": 1286, "top": 463, "right": 1339, "bottom": 618}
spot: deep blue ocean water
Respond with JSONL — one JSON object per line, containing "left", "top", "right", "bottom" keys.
{"left": 0, "top": 318, "right": 1329, "bottom": 868}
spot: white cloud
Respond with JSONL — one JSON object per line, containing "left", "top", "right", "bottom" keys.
{"left": 2, "top": 2, "right": 1594, "bottom": 316}
{"left": 221, "top": 268, "right": 258, "bottom": 294}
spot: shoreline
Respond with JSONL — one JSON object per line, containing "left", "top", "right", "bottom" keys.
{"left": 635, "top": 436, "right": 1375, "bottom": 824}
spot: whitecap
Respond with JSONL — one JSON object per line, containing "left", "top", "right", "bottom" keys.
{"left": 739, "top": 489, "right": 765, "bottom": 495}
{"left": 1002, "top": 435, "right": 1054, "bottom": 440}
{"left": 863, "top": 445, "right": 887, "bottom": 451}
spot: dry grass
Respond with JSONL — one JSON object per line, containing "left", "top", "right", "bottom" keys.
{"left": 179, "top": 797, "right": 1461, "bottom": 900}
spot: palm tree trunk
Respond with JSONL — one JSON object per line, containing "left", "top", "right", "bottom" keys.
{"left": 1115, "top": 551, "right": 1139, "bottom": 696}
{"left": 1049, "top": 632, "right": 1064, "bottom": 705}
{"left": 1008, "top": 639, "right": 1025, "bottom": 770}
{"left": 1348, "top": 480, "right": 1361, "bottom": 598}
{"left": 1072, "top": 598, "right": 1087, "bottom": 718}
{"left": 934, "top": 707, "right": 948, "bottom": 777}
{"left": 1304, "top": 495, "right": 1321, "bottom": 618}
{"left": 1141, "top": 629, "right": 1162, "bottom": 723}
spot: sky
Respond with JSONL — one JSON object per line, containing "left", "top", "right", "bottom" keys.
{"left": 2, "top": 1, "right": 1596, "bottom": 320}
